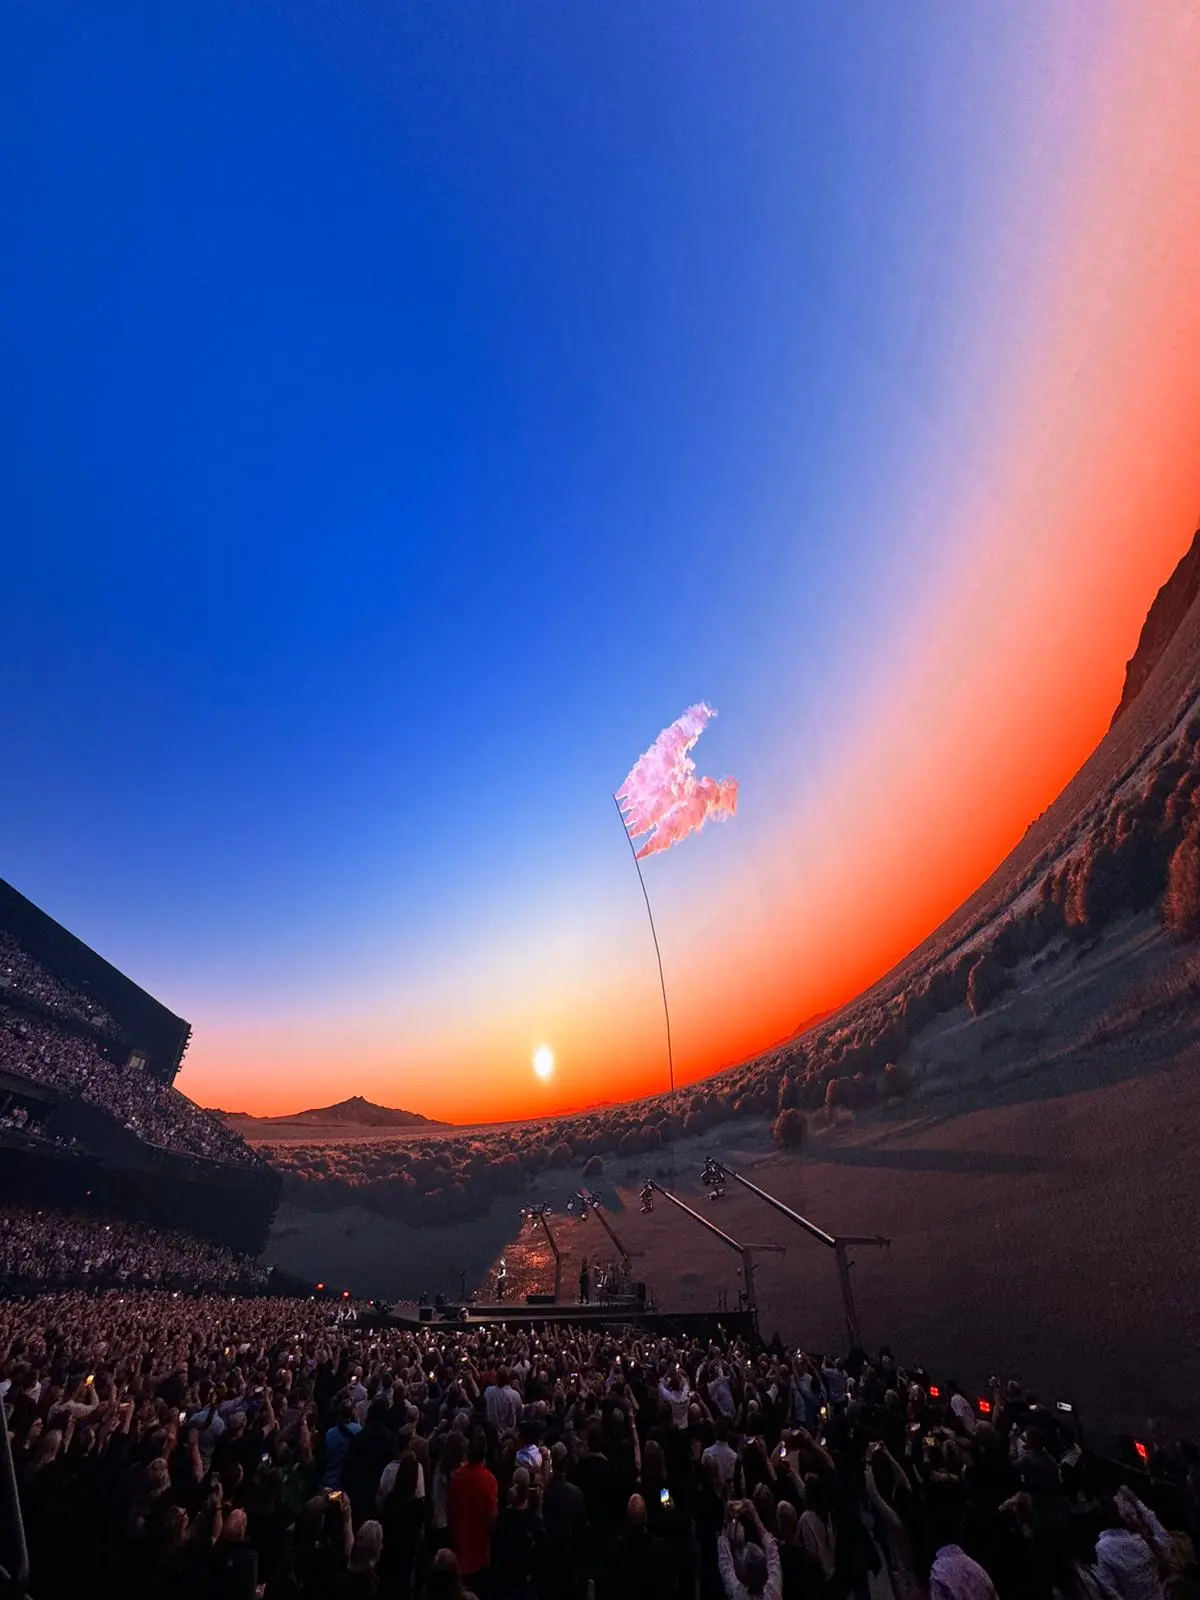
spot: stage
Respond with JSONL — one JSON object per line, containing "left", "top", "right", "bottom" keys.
{"left": 388, "top": 1298, "right": 757, "bottom": 1342}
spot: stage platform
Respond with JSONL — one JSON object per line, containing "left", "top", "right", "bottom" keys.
{"left": 388, "top": 1299, "right": 757, "bottom": 1342}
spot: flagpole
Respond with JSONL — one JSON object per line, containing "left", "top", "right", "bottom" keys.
{"left": 613, "top": 793, "right": 675, "bottom": 1096}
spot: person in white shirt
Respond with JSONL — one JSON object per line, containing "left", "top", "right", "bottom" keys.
{"left": 706, "top": 1361, "right": 736, "bottom": 1419}
{"left": 49, "top": 1375, "right": 100, "bottom": 1425}
{"left": 378, "top": 1450, "right": 426, "bottom": 1505}
{"left": 946, "top": 1381, "right": 978, "bottom": 1437}
{"left": 702, "top": 1420, "right": 739, "bottom": 1496}
{"left": 484, "top": 1368, "right": 523, "bottom": 1435}
{"left": 820, "top": 1358, "right": 848, "bottom": 1407}
{"left": 799, "top": 1473, "right": 837, "bottom": 1582}
{"left": 928, "top": 1544, "right": 998, "bottom": 1599}
{"left": 658, "top": 1366, "right": 692, "bottom": 1428}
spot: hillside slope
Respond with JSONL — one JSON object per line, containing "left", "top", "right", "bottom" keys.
{"left": 743, "top": 523, "right": 1200, "bottom": 1103}
{"left": 1112, "top": 527, "right": 1200, "bottom": 727}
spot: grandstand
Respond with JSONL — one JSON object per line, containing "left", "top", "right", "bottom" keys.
{"left": 0, "top": 881, "right": 280, "bottom": 1256}
{"left": 0, "top": 878, "right": 191, "bottom": 1081}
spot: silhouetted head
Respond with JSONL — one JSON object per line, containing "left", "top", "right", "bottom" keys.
{"left": 641, "top": 1440, "right": 666, "bottom": 1490}
{"left": 349, "top": 1521, "right": 383, "bottom": 1572}
{"left": 221, "top": 1509, "right": 248, "bottom": 1543}
{"left": 742, "top": 1543, "right": 768, "bottom": 1594}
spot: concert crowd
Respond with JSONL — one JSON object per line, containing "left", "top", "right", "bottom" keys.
{"left": 0, "top": 1204, "right": 268, "bottom": 1296}
{"left": 0, "top": 1012, "right": 256, "bottom": 1167}
{"left": 2, "top": 1230, "right": 1197, "bottom": 1600}
{"left": 0, "top": 935, "right": 117, "bottom": 1036}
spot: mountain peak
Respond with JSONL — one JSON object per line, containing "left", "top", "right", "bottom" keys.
{"left": 218, "top": 1096, "right": 446, "bottom": 1128}
{"left": 1112, "top": 527, "right": 1200, "bottom": 727}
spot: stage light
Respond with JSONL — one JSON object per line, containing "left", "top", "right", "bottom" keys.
{"left": 570, "top": 1187, "right": 602, "bottom": 1217}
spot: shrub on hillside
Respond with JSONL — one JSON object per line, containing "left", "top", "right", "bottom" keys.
{"left": 772, "top": 1107, "right": 808, "bottom": 1151}
{"left": 966, "top": 951, "right": 1013, "bottom": 1017}
{"left": 1163, "top": 819, "right": 1200, "bottom": 937}
{"left": 881, "top": 1062, "right": 914, "bottom": 1099}
{"left": 800, "top": 1077, "right": 827, "bottom": 1111}
{"left": 582, "top": 1154, "right": 604, "bottom": 1177}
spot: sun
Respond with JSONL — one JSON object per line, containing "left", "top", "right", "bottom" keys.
{"left": 532, "top": 1045, "right": 555, "bottom": 1081}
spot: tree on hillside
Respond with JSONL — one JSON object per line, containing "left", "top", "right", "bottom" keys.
{"left": 772, "top": 1108, "right": 807, "bottom": 1151}
{"left": 966, "top": 951, "right": 1012, "bottom": 1017}
{"left": 881, "top": 1062, "right": 913, "bottom": 1100}
{"left": 1163, "top": 817, "right": 1200, "bottom": 936}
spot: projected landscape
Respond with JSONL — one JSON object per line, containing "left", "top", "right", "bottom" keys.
{"left": 3, "top": 9, "right": 1200, "bottom": 1596}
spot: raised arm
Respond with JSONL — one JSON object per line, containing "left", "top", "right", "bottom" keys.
{"left": 716, "top": 1533, "right": 739, "bottom": 1600}
{"left": 864, "top": 1463, "right": 903, "bottom": 1537}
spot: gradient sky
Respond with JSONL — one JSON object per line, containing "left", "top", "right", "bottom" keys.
{"left": 3, "top": 3, "right": 1198, "bottom": 1122}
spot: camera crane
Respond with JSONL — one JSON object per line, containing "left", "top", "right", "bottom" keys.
{"left": 639, "top": 1178, "right": 783, "bottom": 1321}
{"left": 519, "top": 1203, "right": 562, "bottom": 1302}
{"left": 700, "top": 1157, "right": 889, "bottom": 1350}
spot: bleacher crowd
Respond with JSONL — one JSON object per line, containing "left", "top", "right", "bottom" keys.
{"left": 1, "top": 1215, "right": 1197, "bottom": 1600}
{"left": 0, "top": 934, "right": 117, "bottom": 1035}
{"left": 0, "top": 1204, "right": 268, "bottom": 1295}
{"left": 0, "top": 1011, "right": 256, "bottom": 1167}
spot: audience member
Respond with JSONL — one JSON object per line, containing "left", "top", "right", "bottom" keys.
{"left": 0, "top": 1263, "right": 1195, "bottom": 1600}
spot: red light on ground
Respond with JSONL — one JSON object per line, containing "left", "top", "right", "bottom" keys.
{"left": 978, "top": 1399, "right": 992, "bottom": 1414}
{"left": 1134, "top": 1440, "right": 1149, "bottom": 1462}
{"left": 929, "top": 1385, "right": 940, "bottom": 1398}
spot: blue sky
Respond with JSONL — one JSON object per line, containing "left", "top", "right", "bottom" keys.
{"left": 5, "top": 2, "right": 1194, "bottom": 1117}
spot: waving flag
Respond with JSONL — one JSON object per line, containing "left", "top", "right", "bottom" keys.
{"left": 616, "top": 702, "right": 739, "bottom": 860}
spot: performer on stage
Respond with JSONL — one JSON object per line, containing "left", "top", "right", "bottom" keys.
{"left": 579, "top": 1256, "right": 590, "bottom": 1304}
